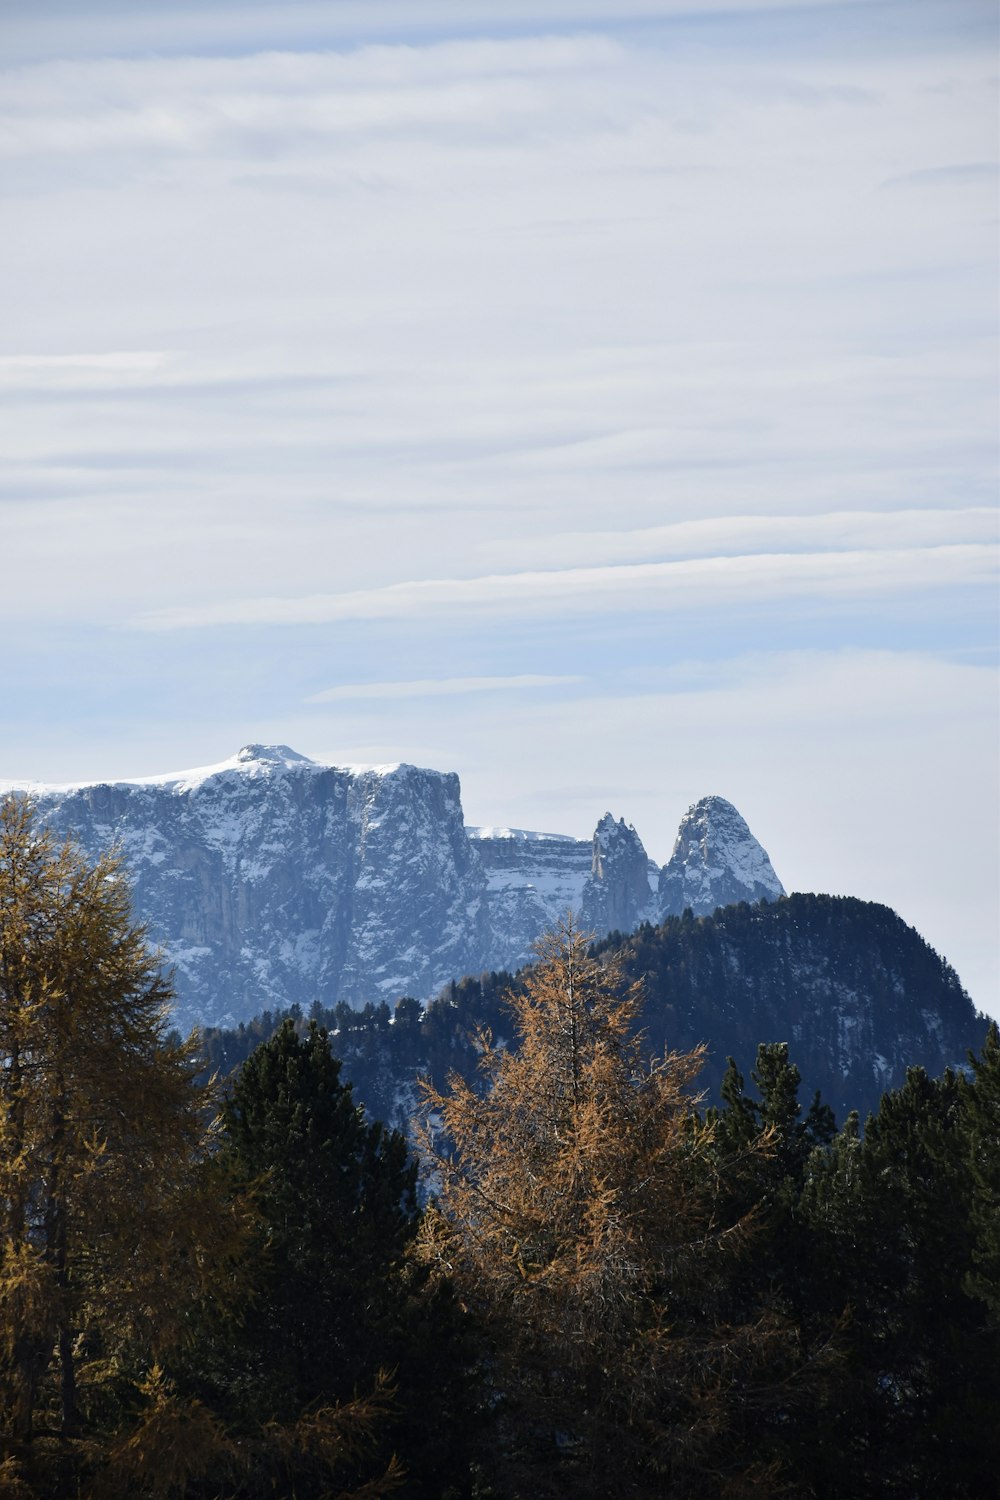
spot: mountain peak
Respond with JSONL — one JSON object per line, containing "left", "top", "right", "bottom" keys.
{"left": 235, "top": 744, "right": 311, "bottom": 766}
{"left": 580, "top": 813, "right": 657, "bottom": 936}
{"left": 659, "top": 795, "right": 784, "bottom": 917}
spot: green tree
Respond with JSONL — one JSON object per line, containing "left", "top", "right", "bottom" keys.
{"left": 802, "top": 1062, "right": 1000, "bottom": 1497}
{"left": 710, "top": 1044, "right": 836, "bottom": 1318}
{"left": 218, "top": 1019, "right": 418, "bottom": 1412}
{"left": 215, "top": 1018, "right": 474, "bottom": 1498}
{"left": 714, "top": 1043, "right": 836, "bottom": 1197}
{"left": 960, "top": 1020, "right": 1000, "bottom": 1318}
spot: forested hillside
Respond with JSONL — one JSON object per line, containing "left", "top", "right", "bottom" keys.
{"left": 200, "top": 893, "right": 985, "bottom": 1129}
{"left": 603, "top": 893, "right": 981, "bottom": 1118}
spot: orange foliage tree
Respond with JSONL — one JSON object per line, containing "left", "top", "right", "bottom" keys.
{"left": 419, "top": 918, "right": 794, "bottom": 1499}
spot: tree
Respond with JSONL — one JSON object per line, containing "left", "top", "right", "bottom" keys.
{"left": 0, "top": 795, "right": 243, "bottom": 1496}
{"left": 214, "top": 1018, "right": 475, "bottom": 1499}
{"left": 218, "top": 1019, "right": 419, "bottom": 1414}
{"left": 418, "top": 919, "right": 793, "bottom": 1499}
{"left": 801, "top": 1061, "right": 1000, "bottom": 1497}
{"left": 709, "top": 1045, "right": 836, "bottom": 1317}
{"left": 960, "top": 1020, "right": 1000, "bottom": 1318}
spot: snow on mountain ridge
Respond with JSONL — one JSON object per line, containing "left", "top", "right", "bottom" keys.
{"left": 0, "top": 743, "right": 404, "bottom": 797}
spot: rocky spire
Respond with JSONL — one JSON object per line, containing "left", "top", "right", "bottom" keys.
{"left": 658, "top": 795, "right": 784, "bottom": 918}
{"left": 579, "top": 813, "right": 658, "bottom": 937}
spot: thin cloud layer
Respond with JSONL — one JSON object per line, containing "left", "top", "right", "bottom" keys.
{"left": 138, "top": 542, "right": 995, "bottom": 630}
{"left": 306, "top": 673, "right": 583, "bottom": 702}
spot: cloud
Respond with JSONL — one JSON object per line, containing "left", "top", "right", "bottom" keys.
{"left": 0, "top": 1, "right": 857, "bottom": 69}
{"left": 136, "top": 543, "right": 996, "bottom": 630}
{"left": 0, "top": 37, "right": 626, "bottom": 165}
{"left": 0, "top": 351, "right": 168, "bottom": 373}
{"left": 881, "top": 161, "right": 999, "bottom": 190}
{"left": 306, "top": 673, "right": 583, "bottom": 702}
{"left": 482, "top": 507, "right": 999, "bottom": 570}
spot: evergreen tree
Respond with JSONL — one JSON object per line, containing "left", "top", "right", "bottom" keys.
{"left": 960, "top": 1020, "right": 1000, "bottom": 1318}
{"left": 706, "top": 1046, "right": 841, "bottom": 1483}
{"left": 713, "top": 1043, "right": 836, "bottom": 1200}
{"left": 215, "top": 1018, "right": 474, "bottom": 1498}
{"left": 801, "top": 1063, "right": 1000, "bottom": 1497}
{"left": 219, "top": 1019, "right": 419, "bottom": 1415}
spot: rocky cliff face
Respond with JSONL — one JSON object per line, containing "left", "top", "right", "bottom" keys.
{"left": 579, "top": 814, "right": 659, "bottom": 936}
{"left": 659, "top": 795, "right": 785, "bottom": 916}
{"left": 7, "top": 746, "right": 783, "bottom": 1029}
{"left": 467, "top": 826, "right": 592, "bottom": 971}
{"left": 15, "top": 746, "right": 492, "bottom": 1030}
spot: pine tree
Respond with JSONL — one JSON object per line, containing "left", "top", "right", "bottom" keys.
{"left": 214, "top": 1018, "right": 474, "bottom": 1499}
{"left": 961, "top": 1020, "right": 1000, "bottom": 1317}
{"left": 801, "top": 1064, "right": 1000, "bottom": 1497}
{"left": 0, "top": 795, "right": 245, "bottom": 1496}
{"left": 217, "top": 1019, "right": 420, "bottom": 1416}
{"left": 418, "top": 918, "right": 794, "bottom": 1499}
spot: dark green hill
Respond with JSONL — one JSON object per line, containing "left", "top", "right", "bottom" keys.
{"left": 602, "top": 892, "right": 983, "bottom": 1120}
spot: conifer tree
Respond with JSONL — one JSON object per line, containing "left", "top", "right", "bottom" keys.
{"left": 418, "top": 918, "right": 794, "bottom": 1499}
{"left": 801, "top": 1063, "right": 1000, "bottom": 1497}
{"left": 217, "top": 1019, "right": 420, "bottom": 1416}
{"left": 213, "top": 1018, "right": 474, "bottom": 1499}
{"left": 960, "top": 1020, "right": 1000, "bottom": 1317}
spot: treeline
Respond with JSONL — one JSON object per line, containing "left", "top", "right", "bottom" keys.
{"left": 2, "top": 798, "right": 998, "bottom": 1498}
{"left": 197, "top": 965, "right": 521, "bottom": 1129}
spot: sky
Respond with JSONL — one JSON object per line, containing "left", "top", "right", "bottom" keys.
{"left": 2, "top": 0, "right": 998, "bottom": 1018}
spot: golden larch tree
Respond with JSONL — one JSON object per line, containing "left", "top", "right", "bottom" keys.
{"left": 0, "top": 795, "right": 244, "bottom": 1495}
{"left": 419, "top": 918, "right": 793, "bottom": 1499}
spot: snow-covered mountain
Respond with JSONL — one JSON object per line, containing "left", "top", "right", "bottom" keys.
{"left": 5, "top": 745, "right": 783, "bottom": 1030}
{"left": 659, "top": 795, "right": 785, "bottom": 915}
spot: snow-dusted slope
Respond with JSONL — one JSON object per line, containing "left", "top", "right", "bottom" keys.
{"left": 5, "top": 747, "right": 784, "bottom": 1028}
{"left": 467, "top": 826, "right": 592, "bottom": 970}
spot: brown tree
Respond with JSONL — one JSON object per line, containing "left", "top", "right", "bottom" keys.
{"left": 418, "top": 918, "right": 792, "bottom": 1499}
{"left": 0, "top": 796, "right": 248, "bottom": 1495}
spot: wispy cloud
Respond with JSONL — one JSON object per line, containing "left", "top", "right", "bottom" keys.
{"left": 881, "top": 161, "right": 998, "bottom": 190}
{"left": 482, "top": 507, "right": 999, "bottom": 570}
{"left": 306, "top": 673, "right": 583, "bottom": 702}
{"left": 136, "top": 543, "right": 996, "bottom": 630}
{"left": 0, "top": 1, "right": 851, "bottom": 69}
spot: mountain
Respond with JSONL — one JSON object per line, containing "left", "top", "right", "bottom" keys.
{"left": 604, "top": 895, "right": 983, "bottom": 1121}
{"left": 468, "top": 812, "right": 662, "bottom": 962}
{"left": 10, "top": 746, "right": 490, "bottom": 1031}
{"left": 5, "top": 745, "right": 782, "bottom": 1031}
